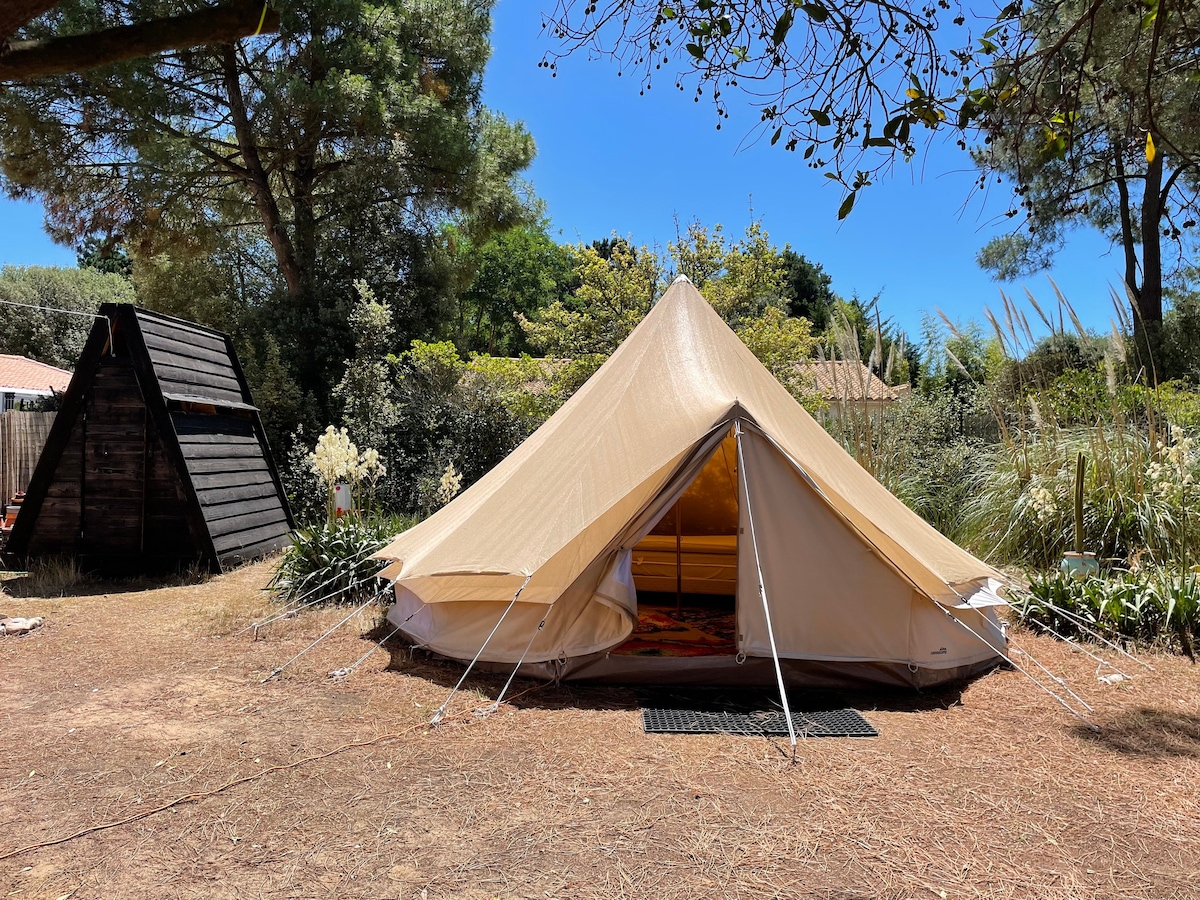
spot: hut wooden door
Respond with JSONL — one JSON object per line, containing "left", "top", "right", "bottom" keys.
{"left": 80, "top": 358, "right": 147, "bottom": 558}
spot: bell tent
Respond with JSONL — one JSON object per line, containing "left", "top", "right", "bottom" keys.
{"left": 375, "top": 277, "right": 1006, "bottom": 688}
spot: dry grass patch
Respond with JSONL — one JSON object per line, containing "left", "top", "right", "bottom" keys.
{"left": 1, "top": 563, "right": 1198, "bottom": 899}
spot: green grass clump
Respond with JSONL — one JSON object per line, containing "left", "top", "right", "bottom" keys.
{"left": 957, "top": 426, "right": 1198, "bottom": 569}
{"left": 268, "top": 516, "right": 414, "bottom": 607}
{"left": 1011, "top": 568, "right": 1199, "bottom": 658}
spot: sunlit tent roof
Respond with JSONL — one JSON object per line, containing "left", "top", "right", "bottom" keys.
{"left": 375, "top": 277, "right": 1006, "bottom": 688}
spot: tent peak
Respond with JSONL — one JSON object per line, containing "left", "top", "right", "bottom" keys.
{"left": 671, "top": 274, "right": 693, "bottom": 285}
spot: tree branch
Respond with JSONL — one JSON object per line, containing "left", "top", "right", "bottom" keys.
{"left": 0, "top": 0, "right": 281, "bottom": 82}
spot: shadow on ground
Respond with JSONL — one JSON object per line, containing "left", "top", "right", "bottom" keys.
{"left": 1078, "top": 707, "right": 1200, "bottom": 758}
{"left": 377, "top": 635, "right": 970, "bottom": 716}
{"left": 0, "top": 568, "right": 212, "bottom": 599}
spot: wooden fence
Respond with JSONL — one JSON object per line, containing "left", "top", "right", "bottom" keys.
{"left": 1, "top": 411, "right": 55, "bottom": 504}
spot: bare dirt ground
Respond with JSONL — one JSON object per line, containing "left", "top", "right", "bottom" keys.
{"left": 1, "top": 560, "right": 1198, "bottom": 900}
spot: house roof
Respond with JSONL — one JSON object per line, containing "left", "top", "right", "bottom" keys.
{"left": 795, "top": 360, "right": 904, "bottom": 402}
{"left": 0, "top": 355, "right": 71, "bottom": 394}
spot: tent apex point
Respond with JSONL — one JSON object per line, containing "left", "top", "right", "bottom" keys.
{"left": 672, "top": 274, "right": 693, "bottom": 285}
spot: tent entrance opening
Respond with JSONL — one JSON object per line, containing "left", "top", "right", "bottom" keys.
{"left": 615, "top": 432, "right": 739, "bottom": 657}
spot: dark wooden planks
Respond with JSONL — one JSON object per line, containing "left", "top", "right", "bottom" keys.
{"left": 170, "top": 409, "right": 291, "bottom": 564}
{"left": 211, "top": 520, "right": 291, "bottom": 554}
{"left": 136, "top": 311, "right": 247, "bottom": 406}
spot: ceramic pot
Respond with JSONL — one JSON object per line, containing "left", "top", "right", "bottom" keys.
{"left": 1060, "top": 551, "right": 1100, "bottom": 578}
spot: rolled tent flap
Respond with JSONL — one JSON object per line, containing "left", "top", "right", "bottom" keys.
{"left": 387, "top": 548, "right": 637, "bottom": 664}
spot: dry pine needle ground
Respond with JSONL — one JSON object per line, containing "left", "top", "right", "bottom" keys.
{"left": 1, "top": 559, "right": 1199, "bottom": 899}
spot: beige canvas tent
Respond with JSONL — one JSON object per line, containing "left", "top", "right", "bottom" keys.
{"left": 375, "top": 277, "right": 1007, "bottom": 688}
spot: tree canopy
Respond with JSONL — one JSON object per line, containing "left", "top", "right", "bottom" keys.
{"left": 0, "top": 264, "right": 135, "bottom": 368}
{"left": 1, "top": 0, "right": 536, "bottom": 407}
{"left": 974, "top": 0, "right": 1200, "bottom": 334}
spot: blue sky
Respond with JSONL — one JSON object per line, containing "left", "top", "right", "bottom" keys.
{"left": 0, "top": 2, "right": 1129, "bottom": 342}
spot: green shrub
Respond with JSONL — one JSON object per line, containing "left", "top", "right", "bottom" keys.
{"left": 268, "top": 516, "right": 412, "bottom": 607}
{"left": 1011, "top": 568, "right": 1199, "bottom": 657}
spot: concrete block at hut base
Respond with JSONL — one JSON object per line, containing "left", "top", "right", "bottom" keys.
{"left": 0, "top": 616, "right": 44, "bottom": 636}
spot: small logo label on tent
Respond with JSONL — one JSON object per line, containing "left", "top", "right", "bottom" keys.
{"left": 930, "top": 647, "right": 947, "bottom": 655}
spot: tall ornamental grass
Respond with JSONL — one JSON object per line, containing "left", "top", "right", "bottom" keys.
{"left": 958, "top": 425, "right": 1199, "bottom": 568}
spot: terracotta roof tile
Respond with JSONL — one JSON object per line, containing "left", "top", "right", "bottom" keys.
{"left": 795, "top": 360, "right": 902, "bottom": 402}
{"left": 0, "top": 355, "right": 72, "bottom": 393}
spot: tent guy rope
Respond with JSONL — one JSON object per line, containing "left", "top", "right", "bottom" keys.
{"left": 932, "top": 600, "right": 1099, "bottom": 731}
{"left": 239, "top": 542, "right": 384, "bottom": 636}
{"left": 1030, "top": 600, "right": 1155, "bottom": 671}
{"left": 261, "top": 581, "right": 392, "bottom": 682}
{"left": 476, "top": 604, "right": 552, "bottom": 717}
{"left": 0, "top": 297, "right": 112, "bottom": 354}
{"left": 430, "top": 574, "right": 532, "bottom": 725}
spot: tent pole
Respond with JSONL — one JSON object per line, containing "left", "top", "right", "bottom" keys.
{"left": 675, "top": 499, "right": 683, "bottom": 615}
{"left": 735, "top": 421, "right": 799, "bottom": 756}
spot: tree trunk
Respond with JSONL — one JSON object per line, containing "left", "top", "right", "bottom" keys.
{"left": 1139, "top": 146, "right": 1165, "bottom": 326}
{"left": 1133, "top": 143, "right": 1165, "bottom": 384}
{"left": 218, "top": 44, "right": 305, "bottom": 301}
{"left": 1114, "top": 149, "right": 1141, "bottom": 308}
{"left": 1, "top": 1, "right": 280, "bottom": 81}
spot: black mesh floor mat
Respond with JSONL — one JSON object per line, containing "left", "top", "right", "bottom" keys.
{"left": 641, "top": 706, "right": 877, "bottom": 737}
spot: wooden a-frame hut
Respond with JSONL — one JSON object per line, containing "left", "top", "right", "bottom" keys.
{"left": 4, "top": 304, "right": 294, "bottom": 574}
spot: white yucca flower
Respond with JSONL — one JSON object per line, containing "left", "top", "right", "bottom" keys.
{"left": 436, "top": 462, "right": 463, "bottom": 507}
{"left": 309, "top": 426, "right": 360, "bottom": 488}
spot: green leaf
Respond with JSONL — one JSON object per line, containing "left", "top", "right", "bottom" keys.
{"left": 686, "top": 42, "right": 705, "bottom": 59}
{"left": 809, "top": 108, "right": 830, "bottom": 126}
{"left": 801, "top": 3, "right": 829, "bottom": 22}
{"left": 883, "top": 115, "right": 906, "bottom": 139}
{"left": 772, "top": 9, "right": 794, "bottom": 45}
{"left": 803, "top": 144, "right": 815, "bottom": 159}
{"left": 770, "top": 126, "right": 783, "bottom": 146}
{"left": 661, "top": 6, "right": 676, "bottom": 18}
{"left": 718, "top": 15, "right": 731, "bottom": 35}
{"left": 837, "top": 191, "right": 856, "bottom": 220}
{"left": 865, "top": 137, "right": 892, "bottom": 148}
{"left": 697, "top": 0, "right": 715, "bottom": 9}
